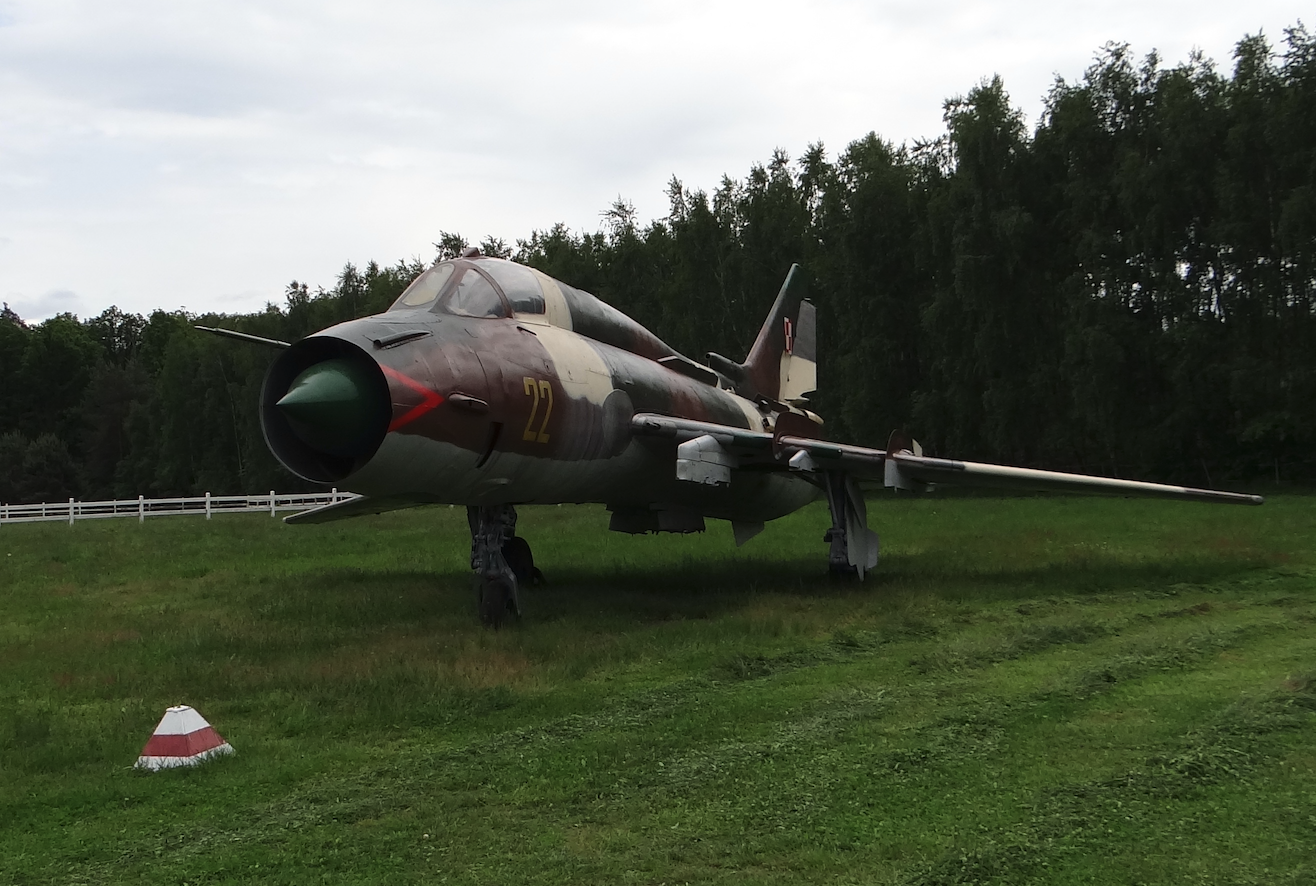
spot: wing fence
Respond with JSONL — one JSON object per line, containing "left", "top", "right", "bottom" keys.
{"left": 0, "top": 490, "right": 360, "bottom": 525}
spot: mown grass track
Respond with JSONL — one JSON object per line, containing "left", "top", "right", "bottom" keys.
{"left": 1, "top": 495, "right": 1313, "bottom": 884}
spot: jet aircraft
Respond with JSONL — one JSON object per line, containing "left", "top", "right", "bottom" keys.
{"left": 201, "top": 248, "right": 1263, "bottom": 625}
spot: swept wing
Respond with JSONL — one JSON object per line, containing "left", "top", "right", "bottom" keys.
{"left": 630, "top": 413, "right": 1263, "bottom": 506}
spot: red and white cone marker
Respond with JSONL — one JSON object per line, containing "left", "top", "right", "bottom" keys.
{"left": 135, "top": 705, "right": 234, "bottom": 771}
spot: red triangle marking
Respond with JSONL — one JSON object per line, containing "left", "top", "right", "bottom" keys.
{"left": 381, "top": 365, "right": 445, "bottom": 432}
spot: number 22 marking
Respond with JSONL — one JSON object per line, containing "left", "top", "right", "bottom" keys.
{"left": 522, "top": 377, "right": 553, "bottom": 444}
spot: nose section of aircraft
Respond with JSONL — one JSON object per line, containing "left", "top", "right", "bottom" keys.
{"left": 276, "top": 358, "right": 382, "bottom": 457}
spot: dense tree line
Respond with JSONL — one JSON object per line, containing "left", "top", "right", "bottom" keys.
{"left": 2, "top": 29, "right": 1313, "bottom": 504}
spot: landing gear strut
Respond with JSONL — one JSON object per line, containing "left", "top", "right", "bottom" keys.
{"left": 467, "top": 505, "right": 542, "bottom": 627}
{"left": 468, "top": 504, "right": 519, "bottom": 627}
{"left": 822, "top": 471, "right": 880, "bottom": 580}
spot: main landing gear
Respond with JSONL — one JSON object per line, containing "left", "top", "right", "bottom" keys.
{"left": 467, "top": 505, "right": 543, "bottom": 627}
{"left": 822, "top": 471, "right": 880, "bottom": 580}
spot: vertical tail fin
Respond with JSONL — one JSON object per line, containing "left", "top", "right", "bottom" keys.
{"left": 707, "top": 264, "right": 815, "bottom": 403}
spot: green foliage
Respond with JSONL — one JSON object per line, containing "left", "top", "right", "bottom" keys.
{"left": 0, "top": 26, "right": 1313, "bottom": 503}
{"left": 0, "top": 432, "right": 81, "bottom": 504}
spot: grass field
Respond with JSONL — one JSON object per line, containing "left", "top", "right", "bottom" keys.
{"left": 1, "top": 494, "right": 1313, "bottom": 884}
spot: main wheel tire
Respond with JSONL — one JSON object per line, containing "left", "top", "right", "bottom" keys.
{"left": 478, "top": 576, "right": 516, "bottom": 628}
{"left": 502, "top": 536, "right": 537, "bottom": 586}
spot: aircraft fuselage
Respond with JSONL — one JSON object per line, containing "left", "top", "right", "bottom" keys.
{"left": 261, "top": 256, "right": 819, "bottom": 528}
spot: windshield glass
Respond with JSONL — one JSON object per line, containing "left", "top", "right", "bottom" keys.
{"left": 481, "top": 261, "right": 545, "bottom": 314}
{"left": 439, "top": 268, "right": 508, "bottom": 318}
{"left": 392, "top": 262, "right": 456, "bottom": 310}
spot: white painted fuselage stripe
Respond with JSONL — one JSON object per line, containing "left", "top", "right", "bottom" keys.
{"left": 532, "top": 325, "right": 615, "bottom": 406}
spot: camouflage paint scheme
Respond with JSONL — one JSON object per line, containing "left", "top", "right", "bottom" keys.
{"left": 259, "top": 254, "right": 1262, "bottom": 530}
{"left": 231, "top": 251, "right": 1261, "bottom": 622}
{"left": 261, "top": 256, "right": 821, "bottom": 528}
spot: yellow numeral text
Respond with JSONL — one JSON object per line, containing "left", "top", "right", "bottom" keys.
{"left": 521, "top": 377, "right": 553, "bottom": 444}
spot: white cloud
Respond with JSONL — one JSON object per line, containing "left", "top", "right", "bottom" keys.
{"left": 0, "top": 0, "right": 1306, "bottom": 322}
{"left": 6, "top": 287, "right": 81, "bottom": 320}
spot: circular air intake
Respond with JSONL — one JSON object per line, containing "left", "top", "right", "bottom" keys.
{"left": 260, "top": 337, "right": 391, "bottom": 483}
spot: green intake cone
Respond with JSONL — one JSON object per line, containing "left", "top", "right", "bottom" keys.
{"left": 277, "top": 358, "right": 383, "bottom": 457}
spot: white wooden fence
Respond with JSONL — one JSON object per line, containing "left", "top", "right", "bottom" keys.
{"left": 0, "top": 490, "right": 359, "bottom": 525}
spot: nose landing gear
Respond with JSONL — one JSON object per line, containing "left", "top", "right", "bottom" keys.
{"left": 468, "top": 505, "right": 542, "bottom": 627}
{"left": 477, "top": 574, "right": 517, "bottom": 627}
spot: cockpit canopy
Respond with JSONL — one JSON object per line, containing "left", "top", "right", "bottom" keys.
{"left": 390, "top": 258, "right": 548, "bottom": 319}
{"left": 388, "top": 254, "right": 680, "bottom": 364}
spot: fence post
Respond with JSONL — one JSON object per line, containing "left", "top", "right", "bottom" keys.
{"left": 270, "top": 490, "right": 276, "bottom": 518}
{"left": 139, "top": 494, "right": 145, "bottom": 523}
{"left": 205, "top": 492, "right": 212, "bottom": 520}
{"left": 69, "top": 498, "right": 75, "bottom": 526}
{"left": 332, "top": 487, "right": 337, "bottom": 502}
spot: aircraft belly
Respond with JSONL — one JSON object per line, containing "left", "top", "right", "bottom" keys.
{"left": 343, "top": 434, "right": 483, "bottom": 500}
{"left": 645, "top": 465, "right": 821, "bottom": 523}
{"left": 342, "top": 432, "right": 817, "bottom": 522}
{"left": 482, "top": 442, "right": 818, "bottom": 521}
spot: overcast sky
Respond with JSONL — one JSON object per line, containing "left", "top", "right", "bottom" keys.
{"left": 0, "top": 1, "right": 1306, "bottom": 322}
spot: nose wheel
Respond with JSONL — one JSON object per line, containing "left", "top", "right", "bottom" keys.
{"left": 467, "top": 505, "right": 542, "bottom": 627}
{"left": 502, "top": 535, "right": 545, "bottom": 588}
{"left": 478, "top": 575, "right": 518, "bottom": 628}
